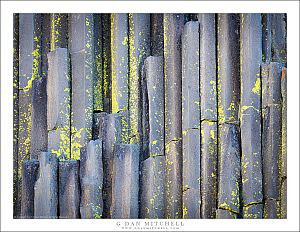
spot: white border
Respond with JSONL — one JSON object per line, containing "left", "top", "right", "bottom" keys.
{"left": 1, "top": 1, "right": 299, "bottom": 231}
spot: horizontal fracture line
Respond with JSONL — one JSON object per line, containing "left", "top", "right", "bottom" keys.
{"left": 218, "top": 121, "right": 240, "bottom": 126}
{"left": 148, "top": 154, "right": 165, "bottom": 158}
{"left": 93, "top": 110, "right": 106, "bottom": 113}
{"left": 47, "top": 128, "right": 70, "bottom": 133}
{"left": 165, "top": 138, "right": 182, "bottom": 146}
{"left": 182, "top": 186, "right": 201, "bottom": 194}
{"left": 218, "top": 207, "right": 239, "bottom": 215}
{"left": 182, "top": 187, "right": 190, "bottom": 192}
{"left": 183, "top": 127, "right": 200, "bottom": 132}
{"left": 243, "top": 202, "right": 263, "bottom": 207}
{"left": 201, "top": 119, "right": 217, "bottom": 123}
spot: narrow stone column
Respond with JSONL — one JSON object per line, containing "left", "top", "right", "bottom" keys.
{"left": 80, "top": 139, "right": 103, "bottom": 219}
{"left": 140, "top": 156, "right": 166, "bottom": 218}
{"left": 47, "top": 48, "right": 71, "bottom": 159}
{"left": 111, "top": 13, "right": 129, "bottom": 114}
{"left": 20, "top": 160, "right": 39, "bottom": 218}
{"left": 34, "top": 152, "right": 58, "bottom": 219}
{"left": 163, "top": 13, "right": 184, "bottom": 219}
{"left": 69, "top": 14, "right": 94, "bottom": 159}
{"left": 182, "top": 21, "right": 200, "bottom": 219}
{"left": 111, "top": 144, "right": 139, "bottom": 219}
{"left": 240, "top": 14, "right": 263, "bottom": 215}
{"left": 59, "top": 160, "right": 80, "bottom": 218}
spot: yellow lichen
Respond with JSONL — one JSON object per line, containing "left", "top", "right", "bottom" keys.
{"left": 252, "top": 78, "right": 261, "bottom": 95}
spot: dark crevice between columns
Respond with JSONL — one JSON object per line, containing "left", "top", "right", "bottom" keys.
{"left": 215, "top": 13, "right": 219, "bottom": 219}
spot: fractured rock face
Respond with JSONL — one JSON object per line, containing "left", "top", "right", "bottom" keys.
{"left": 201, "top": 121, "right": 217, "bottom": 219}
{"left": 47, "top": 48, "right": 70, "bottom": 131}
{"left": 218, "top": 124, "right": 241, "bottom": 214}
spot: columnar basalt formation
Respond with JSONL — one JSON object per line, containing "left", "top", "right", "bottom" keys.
{"left": 13, "top": 13, "right": 287, "bottom": 219}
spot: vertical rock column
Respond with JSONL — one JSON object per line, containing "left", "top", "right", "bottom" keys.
{"left": 80, "top": 139, "right": 103, "bottom": 218}
{"left": 69, "top": 14, "right": 94, "bottom": 159}
{"left": 93, "top": 112, "right": 108, "bottom": 140}
{"left": 140, "top": 156, "right": 166, "bottom": 218}
{"left": 30, "top": 77, "right": 47, "bottom": 159}
{"left": 198, "top": 13, "right": 218, "bottom": 219}
{"left": 102, "top": 14, "right": 111, "bottom": 112}
{"left": 217, "top": 124, "right": 241, "bottom": 219}
{"left": 110, "top": 14, "right": 131, "bottom": 152}
{"left": 129, "top": 13, "right": 151, "bottom": 145}
{"left": 150, "top": 14, "right": 164, "bottom": 57}
{"left": 262, "top": 63, "right": 283, "bottom": 218}
{"left": 280, "top": 67, "right": 287, "bottom": 219}
{"left": 270, "top": 14, "right": 287, "bottom": 66}
{"left": 101, "top": 112, "right": 129, "bottom": 218}
{"left": 93, "top": 14, "right": 104, "bottom": 112}
{"left": 30, "top": 14, "right": 48, "bottom": 160}
{"left": 20, "top": 160, "right": 39, "bottom": 218}
{"left": 262, "top": 13, "right": 287, "bottom": 66}
{"left": 217, "top": 14, "right": 242, "bottom": 218}
{"left": 34, "top": 152, "right": 58, "bottom": 218}
{"left": 50, "top": 13, "right": 68, "bottom": 51}
{"left": 143, "top": 56, "right": 165, "bottom": 159}
{"left": 13, "top": 13, "right": 19, "bottom": 218}
{"left": 111, "top": 13, "right": 129, "bottom": 114}
{"left": 47, "top": 48, "right": 71, "bottom": 159}
{"left": 17, "top": 13, "right": 37, "bottom": 217}
{"left": 240, "top": 13, "right": 264, "bottom": 217}
{"left": 59, "top": 160, "right": 80, "bottom": 218}
{"left": 262, "top": 14, "right": 271, "bottom": 64}
{"left": 111, "top": 144, "right": 140, "bottom": 218}
{"left": 163, "top": 13, "right": 184, "bottom": 219}
{"left": 41, "top": 14, "right": 51, "bottom": 81}
{"left": 140, "top": 56, "right": 165, "bottom": 218}
{"left": 181, "top": 21, "right": 200, "bottom": 219}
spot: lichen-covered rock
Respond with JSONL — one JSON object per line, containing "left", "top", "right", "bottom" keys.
{"left": 217, "top": 14, "right": 240, "bottom": 125}
{"left": 199, "top": 13, "right": 217, "bottom": 121}
{"left": 164, "top": 13, "right": 184, "bottom": 143}
{"left": 201, "top": 121, "right": 217, "bottom": 218}
{"left": 47, "top": 48, "right": 70, "bottom": 131}
{"left": 218, "top": 124, "right": 241, "bottom": 214}
{"left": 182, "top": 189, "right": 201, "bottom": 219}
{"left": 140, "top": 156, "right": 165, "bottom": 219}
{"left": 241, "top": 108, "right": 263, "bottom": 205}
{"left": 111, "top": 13, "right": 129, "bottom": 113}
{"left": 165, "top": 139, "right": 183, "bottom": 219}
{"left": 243, "top": 204, "right": 263, "bottom": 219}
{"left": 182, "top": 21, "right": 200, "bottom": 130}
